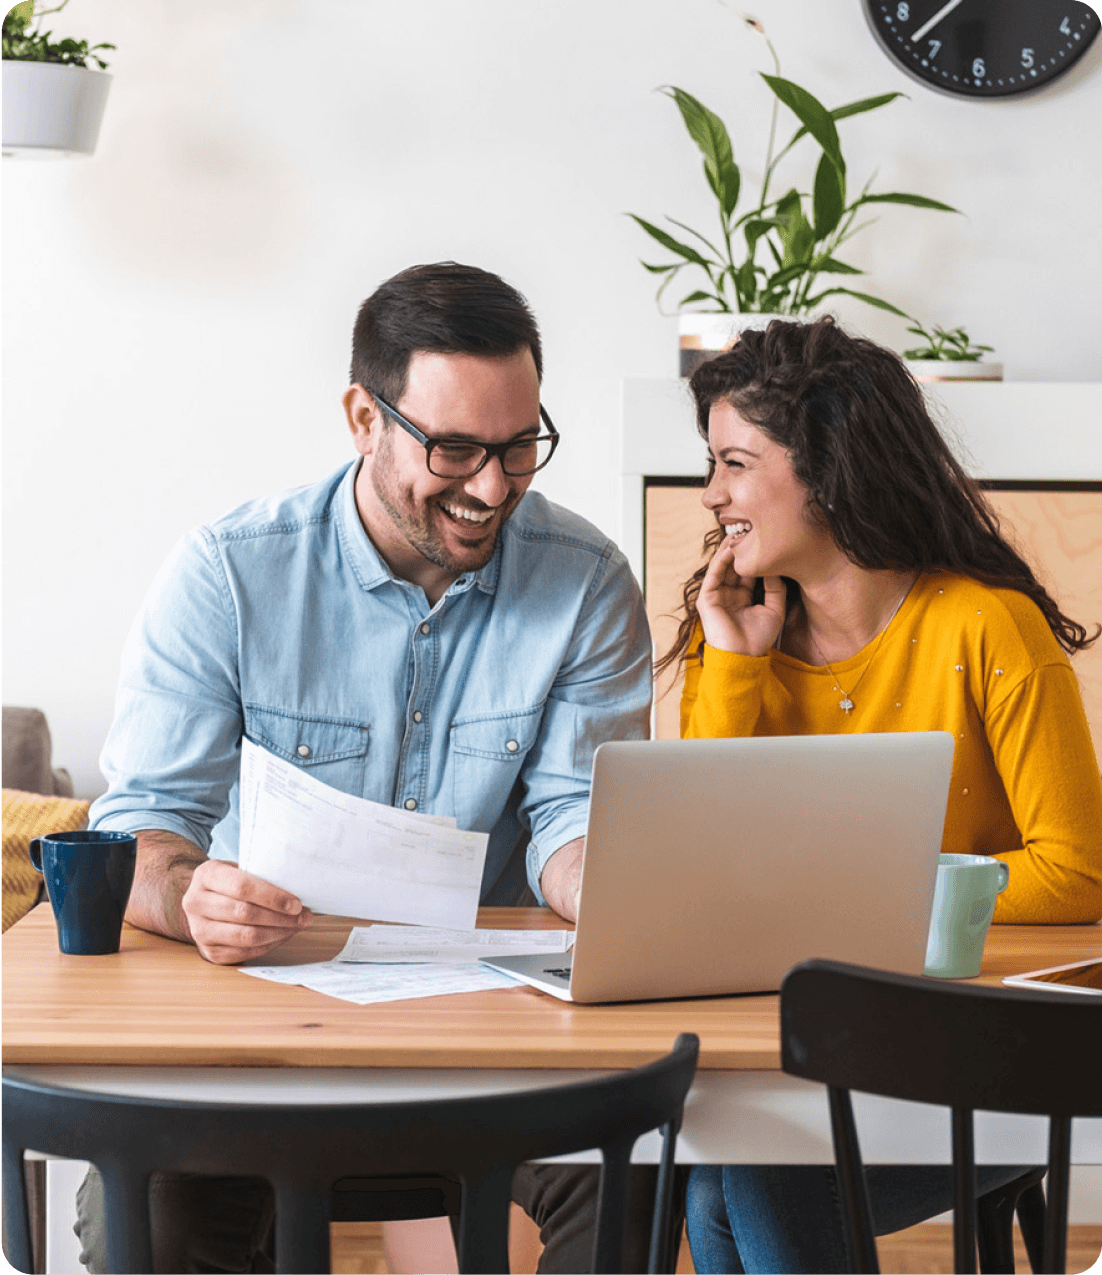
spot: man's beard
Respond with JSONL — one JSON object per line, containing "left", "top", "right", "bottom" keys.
{"left": 370, "top": 433, "right": 521, "bottom": 575}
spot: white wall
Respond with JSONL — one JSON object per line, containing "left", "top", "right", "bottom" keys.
{"left": 4, "top": 0, "right": 1102, "bottom": 796}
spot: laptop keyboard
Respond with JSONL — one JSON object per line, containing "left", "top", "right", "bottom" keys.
{"left": 546, "top": 968, "right": 571, "bottom": 981}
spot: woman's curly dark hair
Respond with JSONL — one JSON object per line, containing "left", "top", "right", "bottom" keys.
{"left": 659, "top": 315, "right": 1098, "bottom": 672}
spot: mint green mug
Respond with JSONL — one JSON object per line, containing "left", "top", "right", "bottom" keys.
{"left": 924, "top": 853, "right": 1009, "bottom": 979}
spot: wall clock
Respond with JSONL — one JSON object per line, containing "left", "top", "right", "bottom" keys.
{"left": 862, "top": 0, "right": 1100, "bottom": 98}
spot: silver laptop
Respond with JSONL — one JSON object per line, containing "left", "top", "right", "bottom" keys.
{"left": 482, "top": 732, "right": 954, "bottom": 1003}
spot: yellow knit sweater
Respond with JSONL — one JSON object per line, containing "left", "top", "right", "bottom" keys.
{"left": 681, "top": 572, "right": 1102, "bottom": 924}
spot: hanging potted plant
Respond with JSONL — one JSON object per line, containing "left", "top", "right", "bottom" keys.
{"left": 2, "top": 0, "right": 115, "bottom": 158}
{"left": 903, "top": 321, "right": 1003, "bottom": 382}
{"left": 628, "top": 12, "right": 959, "bottom": 376}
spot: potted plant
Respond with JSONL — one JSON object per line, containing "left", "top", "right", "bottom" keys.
{"left": 629, "top": 13, "right": 959, "bottom": 375}
{"left": 903, "top": 321, "right": 1002, "bottom": 382}
{"left": 2, "top": 0, "right": 114, "bottom": 158}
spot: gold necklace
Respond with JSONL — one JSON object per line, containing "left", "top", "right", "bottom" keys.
{"left": 808, "top": 579, "right": 915, "bottom": 714}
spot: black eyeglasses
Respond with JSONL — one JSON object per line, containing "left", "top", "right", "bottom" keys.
{"left": 368, "top": 391, "right": 560, "bottom": 479}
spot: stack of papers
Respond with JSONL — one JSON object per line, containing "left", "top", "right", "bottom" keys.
{"left": 241, "top": 924, "right": 574, "bottom": 1005}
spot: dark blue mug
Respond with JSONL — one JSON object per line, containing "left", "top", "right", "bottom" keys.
{"left": 29, "top": 829, "right": 137, "bottom": 955}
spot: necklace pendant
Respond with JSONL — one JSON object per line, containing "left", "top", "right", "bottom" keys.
{"left": 839, "top": 697, "right": 855, "bottom": 713}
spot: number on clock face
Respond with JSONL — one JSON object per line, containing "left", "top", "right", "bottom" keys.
{"left": 862, "top": 0, "right": 1100, "bottom": 98}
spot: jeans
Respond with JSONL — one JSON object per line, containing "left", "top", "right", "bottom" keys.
{"left": 75, "top": 1162, "right": 685, "bottom": 1274}
{"left": 686, "top": 1163, "right": 1035, "bottom": 1274}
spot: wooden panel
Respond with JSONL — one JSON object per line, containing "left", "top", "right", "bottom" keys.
{"left": 984, "top": 489, "right": 1102, "bottom": 760}
{"left": 644, "top": 484, "right": 1102, "bottom": 758}
{"left": 645, "top": 485, "right": 714, "bottom": 741}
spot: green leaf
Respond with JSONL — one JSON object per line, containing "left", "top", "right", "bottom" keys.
{"left": 788, "top": 92, "right": 904, "bottom": 147}
{"left": 743, "top": 217, "right": 782, "bottom": 251}
{"left": 662, "top": 87, "right": 741, "bottom": 219}
{"left": 813, "top": 256, "right": 863, "bottom": 275}
{"left": 775, "top": 200, "right": 815, "bottom": 266}
{"left": 666, "top": 216, "right": 725, "bottom": 262}
{"left": 765, "top": 262, "right": 812, "bottom": 290}
{"left": 857, "top": 192, "right": 959, "bottom": 213}
{"left": 735, "top": 261, "right": 758, "bottom": 305}
{"left": 762, "top": 74, "right": 845, "bottom": 177}
{"left": 679, "top": 289, "right": 720, "bottom": 307}
{"left": 813, "top": 287, "right": 912, "bottom": 318}
{"left": 640, "top": 261, "right": 679, "bottom": 275}
{"left": 787, "top": 226, "right": 816, "bottom": 267}
{"left": 627, "top": 214, "right": 713, "bottom": 267}
{"left": 775, "top": 187, "right": 801, "bottom": 218}
{"left": 708, "top": 158, "right": 741, "bottom": 221}
{"left": 812, "top": 152, "right": 845, "bottom": 240}
{"left": 832, "top": 91, "right": 905, "bottom": 120}
{"left": 7, "top": 1, "right": 34, "bottom": 28}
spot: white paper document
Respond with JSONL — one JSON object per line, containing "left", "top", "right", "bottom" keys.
{"left": 336, "top": 924, "right": 575, "bottom": 964}
{"left": 240, "top": 959, "right": 520, "bottom": 1004}
{"left": 237, "top": 738, "right": 489, "bottom": 929}
{"left": 240, "top": 925, "right": 574, "bottom": 1004}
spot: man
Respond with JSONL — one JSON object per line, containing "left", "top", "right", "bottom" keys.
{"left": 75, "top": 262, "right": 655, "bottom": 1272}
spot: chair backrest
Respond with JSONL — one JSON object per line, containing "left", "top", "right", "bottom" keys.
{"left": 2, "top": 1031, "right": 698, "bottom": 1275}
{"left": 779, "top": 960, "right": 1102, "bottom": 1275}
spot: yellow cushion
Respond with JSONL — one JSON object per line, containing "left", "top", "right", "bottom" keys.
{"left": 2, "top": 789, "right": 91, "bottom": 932}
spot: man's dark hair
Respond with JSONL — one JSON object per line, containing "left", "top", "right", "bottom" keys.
{"left": 350, "top": 262, "right": 543, "bottom": 403}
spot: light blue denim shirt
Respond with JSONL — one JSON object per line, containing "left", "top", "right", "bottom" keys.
{"left": 91, "top": 461, "right": 652, "bottom": 905}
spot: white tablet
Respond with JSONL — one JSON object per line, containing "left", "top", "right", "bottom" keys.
{"left": 1002, "top": 958, "right": 1102, "bottom": 997}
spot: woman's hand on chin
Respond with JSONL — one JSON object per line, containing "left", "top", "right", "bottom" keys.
{"left": 697, "top": 538, "right": 786, "bottom": 656}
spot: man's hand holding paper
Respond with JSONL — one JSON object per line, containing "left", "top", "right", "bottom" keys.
{"left": 182, "top": 858, "right": 313, "bottom": 966}
{"left": 238, "top": 740, "right": 490, "bottom": 930}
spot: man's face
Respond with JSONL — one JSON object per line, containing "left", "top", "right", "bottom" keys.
{"left": 348, "top": 348, "right": 541, "bottom": 592}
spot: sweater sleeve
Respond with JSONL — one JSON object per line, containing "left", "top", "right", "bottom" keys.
{"left": 987, "top": 662, "right": 1102, "bottom": 923}
{"left": 681, "top": 643, "right": 773, "bottom": 739}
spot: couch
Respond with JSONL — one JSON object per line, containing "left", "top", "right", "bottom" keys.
{"left": 2, "top": 706, "right": 90, "bottom": 932}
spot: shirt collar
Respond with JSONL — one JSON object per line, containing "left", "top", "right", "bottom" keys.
{"left": 336, "top": 460, "right": 392, "bottom": 592}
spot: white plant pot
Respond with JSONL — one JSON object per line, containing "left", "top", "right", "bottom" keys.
{"left": 678, "top": 313, "right": 797, "bottom": 378}
{"left": 2, "top": 60, "right": 112, "bottom": 158}
{"left": 905, "top": 359, "right": 1003, "bottom": 383}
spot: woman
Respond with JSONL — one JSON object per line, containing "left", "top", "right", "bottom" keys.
{"left": 664, "top": 317, "right": 1102, "bottom": 1274}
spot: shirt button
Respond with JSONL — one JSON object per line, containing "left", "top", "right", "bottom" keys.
{"left": 296, "top": 745, "right": 311, "bottom": 758}
{"left": 413, "top": 711, "right": 423, "bottom": 723}
{"left": 505, "top": 739, "right": 519, "bottom": 753}
{"left": 420, "top": 623, "right": 430, "bottom": 635}
{"left": 404, "top": 798, "right": 418, "bottom": 811}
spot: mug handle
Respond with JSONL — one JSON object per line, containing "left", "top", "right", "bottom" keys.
{"left": 995, "top": 861, "right": 1010, "bottom": 894}
{"left": 29, "top": 837, "right": 44, "bottom": 873}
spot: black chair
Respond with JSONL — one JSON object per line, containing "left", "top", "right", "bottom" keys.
{"left": 2, "top": 1031, "right": 698, "bottom": 1275}
{"left": 779, "top": 960, "right": 1102, "bottom": 1275}
{"left": 975, "top": 1167, "right": 1047, "bottom": 1274}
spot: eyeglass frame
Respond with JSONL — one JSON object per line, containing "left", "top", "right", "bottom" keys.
{"left": 367, "top": 390, "right": 560, "bottom": 478}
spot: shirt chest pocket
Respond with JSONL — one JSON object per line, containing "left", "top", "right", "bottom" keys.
{"left": 450, "top": 706, "right": 543, "bottom": 823}
{"left": 243, "top": 704, "right": 370, "bottom": 795}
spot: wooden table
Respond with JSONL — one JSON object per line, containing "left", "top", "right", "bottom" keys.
{"left": 5, "top": 906, "right": 1102, "bottom": 1166}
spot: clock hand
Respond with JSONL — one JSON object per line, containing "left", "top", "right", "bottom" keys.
{"left": 910, "top": 0, "right": 966, "bottom": 43}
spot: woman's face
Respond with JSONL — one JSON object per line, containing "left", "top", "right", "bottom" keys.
{"left": 702, "top": 400, "right": 838, "bottom": 583}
